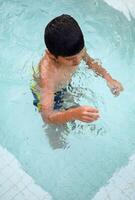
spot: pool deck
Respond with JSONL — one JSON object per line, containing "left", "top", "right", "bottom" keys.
{"left": 0, "top": 145, "right": 52, "bottom": 200}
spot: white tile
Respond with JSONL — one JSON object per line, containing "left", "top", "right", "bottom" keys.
{"left": 92, "top": 187, "right": 108, "bottom": 200}
{"left": 109, "top": 176, "right": 128, "bottom": 191}
{"left": 0, "top": 147, "right": 4, "bottom": 157}
{"left": 20, "top": 174, "right": 33, "bottom": 186}
{"left": 9, "top": 159, "right": 21, "bottom": 170}
{"left": 12, "top": 192, "right": 27, "bottom": 200}
{"left": 0, "top": 148, "right": 8, "bottom": 158}
{"left": 1, "top": 166, "right": 15, "bottom": 179}
{"left": 21, "top": 189, "right": 39, "bottom": 200}
{"left": 0, "top": 185, "right": 19, "bottom": 200}
{"left": 104, "top": 186, "right": 129, "bottom": 200}
{"left": 16, "top": 181, "right": 27, "bottom": 191}
{"left": 0, "top": 174, "right": 8, "bottom": 185}
{"left": 0, "top": 158, "right": 7, "bottom": 170}
{"left": 41, "top": 194, "right": 53, "bottom": 200}
{"left": 2, "top": 154, "right": 14, "bottom": 165}
{"left": 0, "top": 180, "right": 14, "bottom": 196}
{"left": 27, "top": 183, "right": 47, "bottom": 199}
{"left": 9, "top": 171, "right": 24, "bottom": 185}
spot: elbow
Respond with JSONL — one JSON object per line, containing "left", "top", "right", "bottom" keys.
{"left": 41, "top": 111, "right": 63, "bottom": 125}
{"left": 41, "top": 111, "right": 53, "bottom": 124}
{"left": 40, "top": 108, "right": 75, "bottom": 125}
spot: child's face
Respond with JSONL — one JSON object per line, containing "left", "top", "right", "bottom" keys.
{"left": 57, "top": 48, "right": 86, "bottom": 67}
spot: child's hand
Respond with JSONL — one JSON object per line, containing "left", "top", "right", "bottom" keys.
{"left": 107, "top": 79, "right": 124, "bottom": 96}
{"left": 74, "top": 106, "right": 100, "bottom": 123}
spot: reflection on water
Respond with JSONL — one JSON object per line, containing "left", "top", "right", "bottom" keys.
{"left": 43, "top": 121, "right": 107, "bottom": 149}
{"left": 43, "top": 123, "right": 70, "bottom": 149}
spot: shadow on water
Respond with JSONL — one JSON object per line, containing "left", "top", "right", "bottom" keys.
{"left": 43, "top": 121, "right": 107, "bottom": 150}
{"left": 43, "top": 123, "right": 70, "bottom": 150}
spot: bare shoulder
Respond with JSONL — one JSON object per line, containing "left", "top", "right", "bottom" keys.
{"left": 38, "top": 55, "right": 57, "bottom": 91}
{"left": 39, "top": 56, "right": 48, "bottom": 80}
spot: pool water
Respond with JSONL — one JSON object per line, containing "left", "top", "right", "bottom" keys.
{"left": 0, "top": 0, "right": 135, "bottom": 199}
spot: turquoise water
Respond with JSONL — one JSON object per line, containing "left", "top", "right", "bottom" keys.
{"left": 0, "top": 0, "right": 135, "bottom": 199}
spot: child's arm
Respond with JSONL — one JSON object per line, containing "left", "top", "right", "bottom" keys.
{"left": 41, "top": 104, "right": 99, "bottom": 125}
{"left": 39, "top": 78, "right": 99, "bottom": 125}
{"left": 83, "top": 51, "right": 124, "bottom": 96}
{"left": 39, "top": 61, "right": 99, "bottom": 125}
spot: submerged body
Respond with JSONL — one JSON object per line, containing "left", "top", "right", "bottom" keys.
{"left": 31, "top": 48, "right": 123, "bottom": 125}
{"left": 31, "top": 14, "right": 123, "bottom": 125}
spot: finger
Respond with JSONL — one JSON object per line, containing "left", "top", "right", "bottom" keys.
{"left": 87, "top": 108, "right": 99, "bottom": 113}
{"left": 90, "top": 115, "right": 100, "bottom": 120}
{"left": 117, "top": 87, "right": 122, "bottom": 92}
{"left": 82, "top": 116, "right": 99, "bottom": 122}
{"left": 117, "top": 85, "right": 124, "bottom": 91}
{"left": 90, "top": 115, "right": 100, "bottom": 121}
{"left": 81, "top": 118, "right": 98, "bottom": 123}
{"left": 84, "top": 112, "right": 100, "bottom": 119}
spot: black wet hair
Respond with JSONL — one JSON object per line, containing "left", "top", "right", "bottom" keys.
{"left": 44, "top": 14, "right": 84, "bottom": 57}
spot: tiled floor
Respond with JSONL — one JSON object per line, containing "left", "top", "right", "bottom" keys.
{"left": 1, "top": 144, "right": 135, "bottom": 200}
{"left": 0, "top": 145, "right": 52, "bottom": 200}
{"left": 92, "top": 154, "right": 135, "bottom": 200}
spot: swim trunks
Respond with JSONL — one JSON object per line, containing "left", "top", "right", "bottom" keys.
{"left": 30, "top": 65, "right": 69, "bottom": 111}
{"left": 31, "top": 82, "right": 67, "bottom": 111}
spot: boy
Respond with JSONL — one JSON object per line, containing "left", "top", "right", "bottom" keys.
{"left": 31, "top": 14, "right": 123, "bottom": 125}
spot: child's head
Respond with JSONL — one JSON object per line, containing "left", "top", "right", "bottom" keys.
{"left": 44, "top": 14, "right": 85, "bottom": 66}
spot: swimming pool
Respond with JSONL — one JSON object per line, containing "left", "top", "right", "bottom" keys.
{"left": 0, "top": 0, "right": 135, "bottom": 199}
